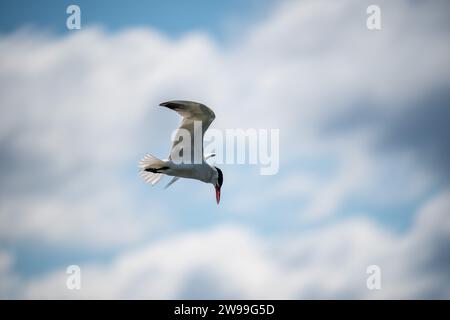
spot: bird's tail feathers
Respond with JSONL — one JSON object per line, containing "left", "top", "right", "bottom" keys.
{"left": 139, "top": 154, "right": 167, "bottom": 185}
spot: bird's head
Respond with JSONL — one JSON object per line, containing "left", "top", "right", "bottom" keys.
{"left": 213, "top": 166, "right": 223, "bottom": 204}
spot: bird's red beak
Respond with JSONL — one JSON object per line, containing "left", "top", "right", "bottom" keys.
{"left": 215, "top": 185, "right": 221, "bottom": 204}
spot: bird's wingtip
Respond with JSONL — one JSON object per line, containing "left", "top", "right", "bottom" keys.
{"left": 159, "top": 101, "right": 178, "bottom": 108}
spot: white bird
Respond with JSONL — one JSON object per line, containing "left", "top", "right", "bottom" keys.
{"left": 139, "top": 101, "right": 223, "bottom": 204}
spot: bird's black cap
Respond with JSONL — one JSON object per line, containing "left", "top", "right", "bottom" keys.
{"left": 215, "top": 167, "right": 223, "bottom": 187}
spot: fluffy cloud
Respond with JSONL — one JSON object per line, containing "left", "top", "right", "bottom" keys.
{"left": 0, "top": 28, "right": 209, "bottom": 247}
{"left": 0, "top": 0, "right": 450, "bottom": 298}
{"left": 2, "top": 0, "right": 449, "bottom": 242}
{"left": 18, "top": 190, "right": 450, "bottom": 299}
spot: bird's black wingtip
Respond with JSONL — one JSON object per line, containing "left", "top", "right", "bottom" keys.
{"left": 159, "top": 101, "right": 180, "bottom": 109}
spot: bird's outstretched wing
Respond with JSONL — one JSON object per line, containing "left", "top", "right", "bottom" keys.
{"left": 159, "top": 100, "right": 216, "bottom": 163}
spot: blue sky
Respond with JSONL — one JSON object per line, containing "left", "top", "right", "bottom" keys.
{"left": 0, "top": 0, "right": 273, "bottom": 38}
{"left": 0, "top": 0, "right": 450, "bottom": 299}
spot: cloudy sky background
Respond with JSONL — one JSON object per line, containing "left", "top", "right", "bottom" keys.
{"left": 1, "top": 0, "right": 450, "bottom": 299}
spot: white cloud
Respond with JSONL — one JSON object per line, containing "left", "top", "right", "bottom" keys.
{"left": 2, "top": 0, "right": 449, "bottom": 244}
{"left": 16, "top": 189, "right": 450, "bottom": 299}
{"left": 0, "top": 0, "right": 450, "bottom": 298}
{"left": 0, "top": 183, "right": 168, "bottom": 247}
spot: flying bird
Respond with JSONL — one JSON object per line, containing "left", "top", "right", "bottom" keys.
{"left": 139, "top": 101, "right": 223, "bottom": 204}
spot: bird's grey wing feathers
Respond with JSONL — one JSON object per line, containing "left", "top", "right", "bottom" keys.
{"left": 159, "top": 101, "right": 216, "bottom": 162}
{"left": 164, "top": 176, "right": 180, "bottom": 189}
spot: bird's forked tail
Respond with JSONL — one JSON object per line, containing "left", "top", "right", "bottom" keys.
{"left": 138, "top": 154, "right": 167, "bottom": 185}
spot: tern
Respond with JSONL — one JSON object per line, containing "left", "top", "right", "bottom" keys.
{"left": 139, "top": 101, "right": 223, "bottom": 204}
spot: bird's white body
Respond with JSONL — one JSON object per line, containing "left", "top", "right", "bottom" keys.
{"left": 163, "top": 161, "right": 216, "bottom": 183}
